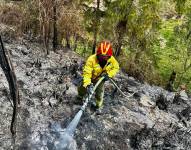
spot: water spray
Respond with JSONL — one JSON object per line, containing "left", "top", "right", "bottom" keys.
{"left": 54, "top": 77, "right": 104, "bottom": 149}
{"left": 65, "top": 76, "right": 104, "bottom": 135}
{"left": 54, "top": 76, "right": 133, "bottom": 149}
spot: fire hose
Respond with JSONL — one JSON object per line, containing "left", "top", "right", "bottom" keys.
{"left": 109, "top": 78, "right": 136, "bottom": 99}
{"left": 80, "top": 76, "right": 105, "bottom": 111}
{"left": 65, "top": 76, "right": 134, "bottom": 136}
{"left": 64, "top": 76, "right": 105, "bottom": 136}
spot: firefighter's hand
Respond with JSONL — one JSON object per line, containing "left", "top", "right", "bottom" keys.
{"left": 102, "top": 73, "right": 109, "bottom": 81}
{"left": 87, "top": 83, "right": 94, "bottom": 94}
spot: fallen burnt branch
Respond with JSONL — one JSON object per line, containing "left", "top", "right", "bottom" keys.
{"left": 0, "top": 35, "right": 19, "bottom": 135}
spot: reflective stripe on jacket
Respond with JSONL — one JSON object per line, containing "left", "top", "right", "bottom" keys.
{"left": 83, "top": 54, "right": 119, "bottom": 87}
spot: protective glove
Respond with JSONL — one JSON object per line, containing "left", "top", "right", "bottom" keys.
{"left": 102, "top": 73, "right": 110, "bottom": 81}
{"left": 87, "top": 83, "right": 94, "bottom": 94}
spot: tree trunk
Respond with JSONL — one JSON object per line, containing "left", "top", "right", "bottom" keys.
{"left": 0, "top": 35, "right": 19, "bottom": 135}
{"left": 42, "top": 22, "right": 50, "bottom": 55}
{"left": 82, "top": 41, "right": 87, "bottom": 56}
{"left": 114, "top": 0, "right": 134, "bottom": 57}
{"left": 52, "top": 0, "right": 58, "bottom": 52}
{"left": 73, "top": 35, "right": 78, "bottom": 51}
{"left": 92, "top": 32, "right": 97, "bottom": 54}
{"left": 166, "top": 70, "right": 176, "bottom": 92}
{"left": 92, "top": 0, "right": 100, "bottom": 54}
{"left": 114, "top": 19, "right": 127, "bottom": 57}
{"left": 115, "top": 32, "right": 123, "bottom": 56}
{"left": 66, "top": 33, "right": 70, "bottom": 49}
{"left": 39, "top": 0, "right": 52, "bottom": 55}
{"left": 46, "top": 20, "right": 51, "bottom": 55}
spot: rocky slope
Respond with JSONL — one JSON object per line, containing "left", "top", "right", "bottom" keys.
{"left": 0, "top": 39, "right": 191, "bottom": 150}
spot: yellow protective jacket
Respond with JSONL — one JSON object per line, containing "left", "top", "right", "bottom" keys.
{"left": 83, "top": 54, "right": 119, "bottom": 87}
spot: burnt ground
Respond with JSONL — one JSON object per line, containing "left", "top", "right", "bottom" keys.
{"left": 0, "top": 39, "right": 191, "bottom": 150}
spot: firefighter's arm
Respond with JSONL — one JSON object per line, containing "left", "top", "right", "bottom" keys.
{"left": 83, "top": 57, "right": 93, "bottom": 88}
{"left": 106, "top": 56, "right": 119, "bottom": 78}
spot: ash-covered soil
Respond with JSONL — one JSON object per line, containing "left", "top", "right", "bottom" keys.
{"left": 0, "top": 39, "right": 191, "bottom": 150}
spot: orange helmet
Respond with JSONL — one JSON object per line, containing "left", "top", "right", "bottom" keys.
{"left": 96, "top": 41, "right": 112, "bottom": 56}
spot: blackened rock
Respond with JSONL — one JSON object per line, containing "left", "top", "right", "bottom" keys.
{"left": 156, "top": 94, "right": 169, "bottom": 111}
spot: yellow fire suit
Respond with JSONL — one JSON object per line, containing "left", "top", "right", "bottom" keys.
{"left": 78, "top": 54, "right": 119, "bottom": 108}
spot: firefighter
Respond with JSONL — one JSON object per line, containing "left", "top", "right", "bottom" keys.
{"left": 76, "top": 41, "right": 119, "bottom": 112}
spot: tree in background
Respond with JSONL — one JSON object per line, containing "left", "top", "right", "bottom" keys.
{"left": 52, "top": 0, "right": 58, "bottom": 51}
{"left": 58, "top": 0, "right": 84, "bottom": 50}
{"left": 104, "top": 0, "right": 134, "bottom": 56}
{"left": 39, "top": 0, "right": 54, "bottom": 55}
{"left": 80, "top": 0, "right": 105, "bottom": 54}
{"left": 173, "top": 0, "right": 191, "bottom": 88}
{"left": 102, "top": 0, "right": 162, "bottom": 83}
{"left": 154, "top": 0, "right": 191, "bottom": 89}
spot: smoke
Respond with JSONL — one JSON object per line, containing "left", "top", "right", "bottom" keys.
{"left": 52, "top": 109, "right": 83, "bottom": 149}
{"left": 52, "top": 123, "right": 77, "bottom": 150}
{"left": 54, "top": 132, "right": 77, "bottom": 150}
{"left": 24, "top": 122, "right": 77, "bottom": 150}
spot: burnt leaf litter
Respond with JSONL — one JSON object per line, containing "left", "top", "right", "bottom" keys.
{"left": 0, "top": 39, "right": 191, "bottom": 150}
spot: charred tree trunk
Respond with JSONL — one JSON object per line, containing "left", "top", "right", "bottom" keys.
{"left": 46, "top": 21, "right": 51, "bottom": 55}
{"left": 52, "top": 0, "right": 58, "bottom": 52}
{"left": 66, "top": 32, "right": 70, "bottom": 49}
{"left": 82, "top": 40, "right": 87, "bottom": 56}
{"left": 166, "top": 70, "right": 176, "bottom": 92}
{"left": 0, "top": 35, "right": 19, "bottom": 135}
{"left": 73, "top": 34, "right": 78, "bottom": 51}
{"left": 39, "top": 0, "right": 53, "bottom": 55}
{"left": 92, "top": 29, "right": 98, "bottom": 54}
{"left": 115, "top": 22, "right": 125, "bottom": 57}
{"left": 92, "top": 0, "right": 100, "bottom": 54}
{"left": 42, "top": 21, "right": 50, "bottom": 55}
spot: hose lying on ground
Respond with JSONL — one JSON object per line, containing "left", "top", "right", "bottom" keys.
{"left": 109, "top": 78, "right": 136, "bottom": 100}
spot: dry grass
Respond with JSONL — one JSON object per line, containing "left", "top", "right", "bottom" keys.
{"left": 0, "top": 2, "right": 40, "bottom": 38}
{"left": 0, "top": 3, "right": 24, "bottom": 39}
{"left": 0, "top": 4, "right": 23, "bottom": 26}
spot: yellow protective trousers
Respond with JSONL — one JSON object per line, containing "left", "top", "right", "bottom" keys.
{"left": 77, "top": 80, "right": 105, "bottom": 108}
